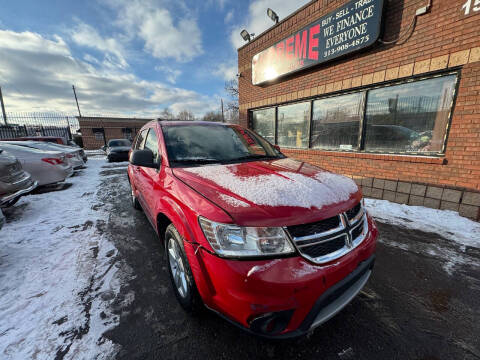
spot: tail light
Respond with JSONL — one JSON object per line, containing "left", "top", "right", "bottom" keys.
{"left": 66, "top": 154, "right": 74, "bottom": 158}
{"left": 42, "top": 158, "right": 64, "bottom": 165}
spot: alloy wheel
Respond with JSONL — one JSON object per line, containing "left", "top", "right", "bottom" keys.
{"left": 168, "top": 238, "right": 189, "bottom": 299}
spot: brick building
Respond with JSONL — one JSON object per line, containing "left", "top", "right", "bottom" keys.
{"left": 237, "top": 0, "right": 480, "bottom": 220}
{"left": 78, "top": 116, "right": 151, "bottom": 150}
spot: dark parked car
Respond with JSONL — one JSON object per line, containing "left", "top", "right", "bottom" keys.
{"left": 0, "top": 149, "right": 37, "bottom": 208}
{"left": 104, "top": 139, "right": 131, "bottom": 162}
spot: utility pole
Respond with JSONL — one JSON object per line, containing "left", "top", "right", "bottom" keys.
{"left": 221, "top": 98, "right": 225, "bottom": 123}
{"left": 0, "top": 86, "right": 7, "bottom": 125}
{"left": 72, "top": 85, "right": 82, "bottom": 117}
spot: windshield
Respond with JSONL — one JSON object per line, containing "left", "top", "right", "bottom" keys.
{"left": 108, "top": 139, "right": 131, "bottom": 147}
{"left": 162, "top": 124, "right": 283, "bottom": 167}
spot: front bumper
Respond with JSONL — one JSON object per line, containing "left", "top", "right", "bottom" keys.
{"left": 187, "top": 214, "right": 378, "bottom": 338}
{"left": 0, "top": 180, "right": 38, "bottom": 207}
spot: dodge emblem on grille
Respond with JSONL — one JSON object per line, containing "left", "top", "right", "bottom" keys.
{"left": 340, "top": 214, "right": 354, "bottom": 248}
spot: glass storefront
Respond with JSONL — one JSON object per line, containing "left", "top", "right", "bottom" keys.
{"left": 311, "top": 92, "right": 364, "bottom": 151}
{"left": 251, "top": 73, "right": 457, "bottom": 155}
{"left": 277, "top": 102, "right": 310, "bottom": 148}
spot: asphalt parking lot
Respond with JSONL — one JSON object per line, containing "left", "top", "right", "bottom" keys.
{"left": 2, "top": 160, "right": 479, "bottom": 360}
{"left": 96, "top": 163, "right": 480, "bottom": 360}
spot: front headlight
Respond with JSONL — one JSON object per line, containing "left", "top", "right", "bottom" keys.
{"left": 198, "top": 217, "right": 295, "bottom": 258}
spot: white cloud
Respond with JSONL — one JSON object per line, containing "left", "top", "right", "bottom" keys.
{"left": 70, "top": 21, "right": 128, "bottom": 69}
{"left": 224, "top": 10, "right": 234, "bottom": 23}
{"left": 155, "top": 65, "right": 182, "bottom": 84}
{"left": 103, "top": 0, "right": 203, "bottom": 62}
{"left": 213, "top": 62, "right": 237, "bottom": 81}
{"left": 207, "top": 0, "right": 228, "bottom": 10}
{"left": 230, "top": 0, "right": 310, "bottom": 49}
{"left": 0, "top": 30, "right": 215, "bottom": 117}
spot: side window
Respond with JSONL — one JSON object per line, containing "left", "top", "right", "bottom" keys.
{"left": 134, "top": 129, "right": 148, "bottom": 150}
{"left": 143, "top": 128, "right": 160, "bottom": 163}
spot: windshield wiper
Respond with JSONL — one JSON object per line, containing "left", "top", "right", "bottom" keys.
{"left": 224, "top": 154, "right": 280, "bottom": 162}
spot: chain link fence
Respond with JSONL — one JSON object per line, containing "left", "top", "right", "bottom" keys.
{"left": 0, "top": 112, "right": 78, "bottom": 142}
{"left": 0, "top": 113, "right": 152, "bottom": 149}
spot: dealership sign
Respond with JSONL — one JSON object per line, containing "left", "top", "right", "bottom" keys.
{"left": 252, "top": 0, "right": 384, "bottom": 85}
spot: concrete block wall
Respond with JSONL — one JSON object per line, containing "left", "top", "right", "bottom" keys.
{"left": 354, "top": 176, "right": 480, "bottom": 221}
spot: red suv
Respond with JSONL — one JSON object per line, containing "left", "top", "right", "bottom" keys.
{"left": 128, "top": 120, "right": 377, "bottom": 338}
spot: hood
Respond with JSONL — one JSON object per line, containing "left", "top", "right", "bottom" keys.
{"left": 173, "top": 158, "right": 361, "bottom": 227}
{"left": 109, "top": 146, "right": 131, "bottom": 152}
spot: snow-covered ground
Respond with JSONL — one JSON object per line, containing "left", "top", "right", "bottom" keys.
{"left": 365, "top": 199, "right": 480, "bottom": 248}
{"left": 365, "top": 198, "right": 480, "bottom": 275}
{"left": 0, "top": 158, "right": 131, "bottom": 360}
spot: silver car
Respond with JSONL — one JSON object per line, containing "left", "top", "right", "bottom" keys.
{"left": 1, "top": 141, "right": 86, "bottom": 169}
{"left": 0, "top": 143, "right": 73, "bottom": 186}
{"left": 0, "top": 149, "right": 37, "bottom": 207}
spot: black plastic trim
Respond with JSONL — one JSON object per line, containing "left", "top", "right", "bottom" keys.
{"left": 297, "top": 254, "right": 375, "bottom": 332}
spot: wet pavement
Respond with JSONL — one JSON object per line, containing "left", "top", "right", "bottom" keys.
{"left": 98, "top": 163, "right": 480, "bottom": 360}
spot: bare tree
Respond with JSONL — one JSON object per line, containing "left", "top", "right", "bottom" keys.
{"left": 177, "top": 110, "right": 195, "bottom": 121}
{"left": 159, "top": 108, "right": 174, "bottom": 120}
{"left": 202, "top": 111, "right": 223, "bottom": 122}
{"left": 224, "top": 79, "right": 239, "bottom": 113}
{"left": 225, "top": 108, "right": 239, "bottom": 124}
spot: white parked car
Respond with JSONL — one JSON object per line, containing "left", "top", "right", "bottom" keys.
{"left": 1, "top": 141, "right": 86, "bottom": 169}
{"left": 0, "top": 143, "right": 73, "bottom": 186}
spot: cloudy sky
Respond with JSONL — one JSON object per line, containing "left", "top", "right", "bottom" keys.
{"left": 0, "top": 0, "right": 309, "bottom": 118}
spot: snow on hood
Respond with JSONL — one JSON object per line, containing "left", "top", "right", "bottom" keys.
{"left": 180, "top": 158, "right": 358, "bottom": 210}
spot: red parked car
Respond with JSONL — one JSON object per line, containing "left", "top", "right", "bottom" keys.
{"left": 1, "top": 136, "right": 68, "bottom": 145}
{"left": 128, "top": 120, "right": 377, "bottom": 338}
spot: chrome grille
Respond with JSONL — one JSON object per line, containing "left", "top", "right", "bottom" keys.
{"left": 346, "top": 202, "right": 361, "bottom": 220}
{"left": 286, "top": 201, "right": 368, "bottom": 264}
{"left": 287, "top": 215, "right": 340, "bottom": 238}
{"left": 300, "top": 235, "right": 347, "bottom": 259}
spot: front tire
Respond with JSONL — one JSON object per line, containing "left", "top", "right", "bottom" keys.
{"left": 130, "top": 182, "right": 141, "bottom": 210}
{"left": 165, "top": 224, "right": 203, "bottom": 314}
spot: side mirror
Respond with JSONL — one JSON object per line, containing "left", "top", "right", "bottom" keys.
{"left": 273, "top": 144, "right": 281, "bottom": 151}
{"left": 130, "top": 149, "right": 159, "bottom": 169}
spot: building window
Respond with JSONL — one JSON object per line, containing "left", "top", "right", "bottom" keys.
{"left": 123, "top": 127, "right": 133, "bottom": 140}
{"left": 311, "top": 92, "right": 365, "bottom": 150}
{"left": 248, "top": 72, "right": 457, "bottom": 155}
{"left": 252, "top": 108, "right": 275, "bottom": 143}
{"left": 277, "top": 102, "right": 310, "bottom": 148}
{"left": 364, "top": 75, "right": 457, "bottom": 153}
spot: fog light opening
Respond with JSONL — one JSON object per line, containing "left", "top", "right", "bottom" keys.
{"left": 248, "top": 309, "right": 294, "bottom": 335}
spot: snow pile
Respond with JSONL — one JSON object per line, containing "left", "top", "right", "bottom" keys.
{"left": 84, "top": 149, "right": 105, "bottom": 156}
{"left": 0, "top": 158, "right": 130, "bottom": 359}
{"left": 187, "top": 163, "right": 358, "bottom": 209}
{"left": 365, "top": 198, "right": 480, "bottom": 248}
